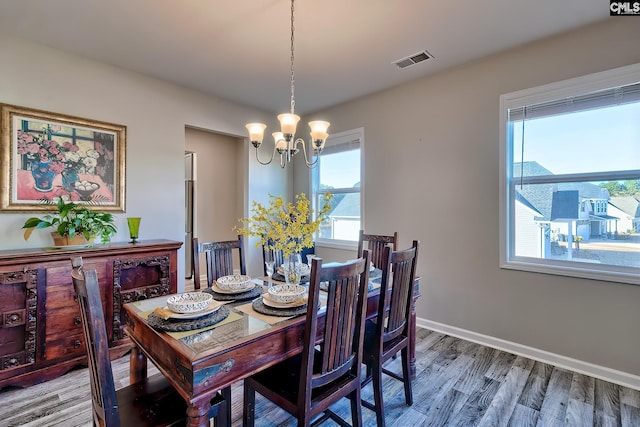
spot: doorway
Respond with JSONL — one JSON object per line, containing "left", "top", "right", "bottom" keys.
{"left": 185, "top": 151, "right": 196, "bottom": 279}
{"left": 184, "top": 127, "right": 244, "bottom": 280}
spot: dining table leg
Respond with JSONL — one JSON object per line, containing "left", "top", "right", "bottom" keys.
{"left": 187, "top": 400, "right": 211, "bottom": 427}
{"left": 129, "top": 345, "right": 147, "bottom": 383}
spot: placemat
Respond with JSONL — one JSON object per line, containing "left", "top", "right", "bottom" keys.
{"left": 147, "top": 305, "right": 230, "bottom": 332}
{"left": 252, "top": 297, "right": 308, "bottom": 317}
{"left": 203, "top": 284, "right": 263, "bottom": 301}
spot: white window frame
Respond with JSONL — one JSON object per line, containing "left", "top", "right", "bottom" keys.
{"left": 499, "top": 63, "right": 640, "bottom": 285}
{"left": 311, "top": 127, "right": 364, "bottom": 250}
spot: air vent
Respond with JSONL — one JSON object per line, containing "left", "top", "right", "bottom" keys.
{"left": 392, "top": 50, "right": 433, "bottom": 69}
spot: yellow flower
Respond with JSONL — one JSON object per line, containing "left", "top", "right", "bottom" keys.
{"left": 235, "top": 192, "right": 333, "bottom": 257}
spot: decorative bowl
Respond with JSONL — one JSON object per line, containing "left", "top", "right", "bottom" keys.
{"left": 216, "top": 274, "right": 253, "bottom": 291}
{"left": 166, "top": 292, "right": 213, "bottom": 314}
{"left": 73, "top": 180, "right": 100, "bottom": 198}
{"left": 267, "top": 284, "right": 306, "bottom": 304}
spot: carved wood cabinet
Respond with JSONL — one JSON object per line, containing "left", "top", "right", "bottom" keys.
{"left": 0, "top": 239, "right": 181, "bottom": 390}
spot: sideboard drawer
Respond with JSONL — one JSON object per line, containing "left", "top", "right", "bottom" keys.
{"left": 45, "top": 333, "right": 86, "bottom": 360}
{"left": 45, "top": 306, "right": 83, "bottom": 341}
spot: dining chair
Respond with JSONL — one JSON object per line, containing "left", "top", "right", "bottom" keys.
{"left": 356, "top": 230, "right": 398, "bottom": 270}
{"left": 262, "top": 241, "right": 316, "bottom": 275}
{"left": 361, "top": 240, "right": 419, "bottom": 427}
{"left": 192, "top": 235, "right": 246, "bottom": 289}
{"left": 243, "top": 251, "right": 371, "bottom": 427}
{"left": 70, "top": 257, "right": 230, "bottom": 427}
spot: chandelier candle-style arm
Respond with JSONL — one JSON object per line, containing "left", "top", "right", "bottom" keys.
{"left": 244, "top": 0, "right": 330, "bottom": 169}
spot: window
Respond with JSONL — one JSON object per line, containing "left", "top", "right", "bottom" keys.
{"left": 500, "top": 63, "right": 640, "bottom": 285}
{"left": 312, "top": 128, "right": 363, "bottom": 245}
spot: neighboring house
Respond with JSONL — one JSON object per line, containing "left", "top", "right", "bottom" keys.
{"left": 323, "top": 193, "right": 360, "bottom": 241}
{"left": 609, "top": 196, "right": 640, "bottom": 233}
{"left": 513, "top": 161, "right": 622, "bottom": 258}
{"left": 514, "top": 192, "right": 545, "bottom": 258}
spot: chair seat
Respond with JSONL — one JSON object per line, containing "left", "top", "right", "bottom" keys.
{"left": 116, "top": 373, "right": 226, "bottom": 426}
{"left": 362, "top": 319, "right": 408, "bottom": 364}
{"left": 248, "top": 353, "right": 359, "bottom": 414}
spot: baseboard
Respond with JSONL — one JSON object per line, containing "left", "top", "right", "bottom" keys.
{"left": 416, "top": 317, "right": 640, "bottom": 391}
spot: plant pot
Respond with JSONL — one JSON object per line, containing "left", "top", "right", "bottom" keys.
{"left": 50, "top": 232, "right": 94, "bottom": 247}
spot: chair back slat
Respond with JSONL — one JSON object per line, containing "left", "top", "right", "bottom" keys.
{"left": 357, "top": 230, "right": 398, "bottom": 269}
{"left": 70, "top": 257, "right": 120, "bottom": 427}
{"left": 192, "top": 236, "right": 246, "bottom": 288}
{"left": 302, "top": 252, "right": 370, "bottom": 393}
{"left": 379, "top": 241, "right": 419, "bottom": 344}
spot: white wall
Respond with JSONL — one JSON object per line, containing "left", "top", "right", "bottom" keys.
{"left": 0, "top": 35, "right": 287, "bottom": 287}
{"left": 304, "top": 19, "right": 640, "bottom": 377}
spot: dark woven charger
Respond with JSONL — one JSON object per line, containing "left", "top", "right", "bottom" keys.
{"left": 203, "top": 284, "right": 263, "bottom": 301}
{"left": 252, "top": 298, "right": 308, "bottom": 317}
{"left": 272, "top": 272, "right": 309, "bottom": 284}
{"left": 147, "top": 305, "right": 230, "bottom": 332}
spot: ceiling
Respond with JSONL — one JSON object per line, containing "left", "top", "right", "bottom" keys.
{"left": 0, "top": 0, "right": 609, "bottom": 115}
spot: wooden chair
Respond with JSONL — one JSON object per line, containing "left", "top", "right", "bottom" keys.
{"left": 192, "top": 235, "right": 246, "bottom": 289}
{"left": 361, "top": 241, "right": 419, "bottom": 427}
{"left": 243, "top": 251, "right": 371, "bottom": 427}
{"left": 356, "top": 230, "right": 398, "bottom": 269}
{"left": 70, "top": 257, "right": 230, "bottom": 426}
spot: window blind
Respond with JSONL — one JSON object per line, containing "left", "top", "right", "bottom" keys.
{"left": 508, "top": 82, "right": 640, "bottom": 121}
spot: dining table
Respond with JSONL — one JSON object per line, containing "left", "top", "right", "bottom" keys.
{"left": 124, "top": 274, "right": 420, "bottom": 427}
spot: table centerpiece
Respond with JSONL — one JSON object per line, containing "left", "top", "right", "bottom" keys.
{"left": 235, "top": 192, "right": 332, "bottom": 285}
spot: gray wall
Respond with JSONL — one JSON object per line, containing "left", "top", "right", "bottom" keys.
{"left": 304, "top": 19, "right": 640, "bottom": 378}
{"left": 0, "top": 35, "right": 287, "bottom": 287}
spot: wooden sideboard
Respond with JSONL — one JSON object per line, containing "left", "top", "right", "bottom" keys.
{"left": 0, "top": 239, "right": 182, "bottom": 390}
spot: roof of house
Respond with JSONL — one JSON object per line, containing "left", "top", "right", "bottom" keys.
{"left": 330, "top": 193, "right": 360, "bottom": 218}
{"left": 514, "top": 161, "right": 610, "bottom": 221}
{"left": 609, "top": 196, "right": 640, "bottom": 218}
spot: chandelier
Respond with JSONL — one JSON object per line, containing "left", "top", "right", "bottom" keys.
{"left": 245, "top": 0, "right": 330, "bottom": 168}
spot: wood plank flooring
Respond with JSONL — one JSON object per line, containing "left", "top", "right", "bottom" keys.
{"left": 1, "top": 327, "right": 638, "bottom": 426}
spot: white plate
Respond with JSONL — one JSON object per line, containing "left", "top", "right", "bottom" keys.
{"left": 262, "top": 292, "right": 308, "bottom": 309}
{"left": 163, "top": 300, "right": 223, "bottom": 319}
{"left": 216, "top": 274, "right": 252, "bottom": 291}
{"left": 211, "top": 281, "right": 255, "bottom": 294}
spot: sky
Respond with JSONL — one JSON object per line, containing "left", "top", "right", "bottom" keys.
{"left": 319, "top": 149, "right": 360, "bottom": 188}
{"left": 512, "top": 103, "right": 640, "bottom": 176}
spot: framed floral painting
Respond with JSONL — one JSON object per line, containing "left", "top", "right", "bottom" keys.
{"left": 0, "top": 104, "right": 126, "bottom": 212}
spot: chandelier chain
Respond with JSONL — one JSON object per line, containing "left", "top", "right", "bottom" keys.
{"left": 290, "top": 0, "right": 296, "bottom": 114}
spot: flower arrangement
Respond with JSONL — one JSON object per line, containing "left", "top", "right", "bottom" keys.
{"left": 235, "top": 192, "right": 333, "bottom": 257}
{"left": 17, "top": 124, "right": 79, "bottom": 174}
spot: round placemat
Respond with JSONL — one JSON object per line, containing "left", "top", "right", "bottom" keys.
{"left": 252, "top": 298, "right": 308, "bottom": 317}
{"left": 271, "top": 272, "right": 309, "bottom": 284}
{"left": 147, "top": 305, "right": 230, "bottom": 332}
{"left": 203, "top": 284, "right": 263, "bottom": 302}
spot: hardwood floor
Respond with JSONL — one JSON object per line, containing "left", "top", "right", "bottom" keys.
{"left": 1, "top": 327, "right": 639, "bottom": 426}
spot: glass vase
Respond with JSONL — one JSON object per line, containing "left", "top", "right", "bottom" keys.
{"left": 283, "top": 253, "right": 303, "bottom": 285}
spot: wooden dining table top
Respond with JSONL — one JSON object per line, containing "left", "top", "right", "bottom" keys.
{"left": 124, "top": 276, "right": 420, "bottom": 427}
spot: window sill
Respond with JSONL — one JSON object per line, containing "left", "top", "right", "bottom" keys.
{"left": 316, "top": 239, "right": 358, "bottom": 251}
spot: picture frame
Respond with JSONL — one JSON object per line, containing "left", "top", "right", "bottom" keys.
{"left": 0, "top": 104, "right": 126, "bottom": 212}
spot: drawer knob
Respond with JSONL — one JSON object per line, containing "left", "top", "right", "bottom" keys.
{"left": 74, "top": 317, "right": 82, "bottom": 325}
{"left": 73, "top": 340, "right": 82, "bottom": 348}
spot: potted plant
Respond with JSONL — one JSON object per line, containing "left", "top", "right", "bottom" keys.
{"left": 22, "top": 198, "right": 117, "bottom": 246}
